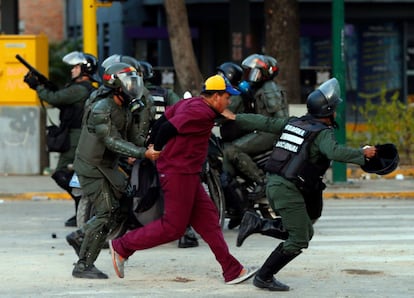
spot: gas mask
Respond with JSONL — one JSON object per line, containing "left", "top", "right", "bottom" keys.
{"left": 129, "top": 97, "right": 145, "bottom": 114}
{"left": 117, "top": 72, "right": 145, "bottom": 113}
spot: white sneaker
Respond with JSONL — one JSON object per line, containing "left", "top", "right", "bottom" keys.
{"left": 225, "top": 266, "right": 259, "bottom": 285}
{"left": 109, "top": 240, "right": 126, "bottom": 278}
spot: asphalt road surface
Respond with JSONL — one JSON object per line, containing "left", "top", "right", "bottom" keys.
{"left": 0, "top": 198, "right": 413, "bottom": 298}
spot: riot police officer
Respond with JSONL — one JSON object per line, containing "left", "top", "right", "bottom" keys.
{"left": 23, "top": 51, "right": 99, "bottom": 227}
{"left": 139, "top": 61, "right": 180, "bottom": 122}
{"left": 100, "top": 55, "right": 155, "bottom": 150}
{"left": 70, "top": 62, "right": 154, "bottom": 279}
{"left": 222, "top": 78, "right": 377, "bottom": 291}
{"left": 221, "top": 54, "right": 288, "bottom": 228}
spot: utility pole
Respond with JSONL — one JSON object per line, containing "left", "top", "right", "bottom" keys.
{"left": 82, "top": 0, "right": 112, "bottom": 56}
{"left": 332, "top": 0, "right": 347, "bottom": 182}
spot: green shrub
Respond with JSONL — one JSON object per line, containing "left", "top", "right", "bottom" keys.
{"left": 348, "top": 87, "right": 414, "bottom": 165}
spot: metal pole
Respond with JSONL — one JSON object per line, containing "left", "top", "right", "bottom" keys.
{"left": 82, "top": 0, "right": 98, "bottom": 56}
{"left": 332, "top": 0, "right": 347, "bottom": 182}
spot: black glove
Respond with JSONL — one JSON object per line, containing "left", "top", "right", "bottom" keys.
{"left": 23, "top": 72, "right": 40, "bottom": 90}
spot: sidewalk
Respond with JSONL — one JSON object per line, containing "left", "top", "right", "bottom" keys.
{"left": 1, "top": 166, "right": 413, "bottom": 200}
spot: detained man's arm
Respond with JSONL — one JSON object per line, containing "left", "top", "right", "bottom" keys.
{"left": 152, "top": 117, "right": 178, "bottom": 151}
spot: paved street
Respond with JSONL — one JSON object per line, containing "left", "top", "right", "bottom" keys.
{"left": 0, "top": 198, "right": 413, "bottom": 297}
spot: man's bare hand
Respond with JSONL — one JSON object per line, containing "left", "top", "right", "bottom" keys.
{"left": 145, "top": 144, "right": 161, "bottom": 161}
{"left": 127, "top": 157, "right": 136, "bottom": 165}
{"left": 363, "top": 145, "right": 377, "bottom": 159}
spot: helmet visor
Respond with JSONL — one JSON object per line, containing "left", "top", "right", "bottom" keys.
{"left": 118, "top": 72, "right": 144, "bottom": 100}
{"left": 101, "top": 54, "right": 122, "bottom": 69}
{"left": 242, "top": 54, "right": 262, "bottom": 68}
{"left": 318, "top": 78, "right": 343, "bottom": 105}
{"left": 246, "top": 68, "right": 262, "bottom": 83}
{"left": 62, "top": 51, "right": 87, "bottom": 66}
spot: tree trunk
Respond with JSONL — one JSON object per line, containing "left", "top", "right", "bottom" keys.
{"left": 164, "top": 0, "right": 203, "bottom": 96}
{"left": 264, "top": 0, "right": 301, "bottom": 104}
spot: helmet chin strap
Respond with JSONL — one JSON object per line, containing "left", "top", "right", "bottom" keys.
{"left": 113, "top": 89, "right": 126, "bottom": 106}
{"left": 117, "top": 90, "right": 134, "bottom": 107}
{"left": 329, "top": 115, "right": 339, "bottom": 129}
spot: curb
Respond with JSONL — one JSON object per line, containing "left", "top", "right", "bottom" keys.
{"left": 323, "top": 191, "right": 414, "bottom": 199}
{"left": 347, "top": 166, "right": 414, "bottom": 179}
{"left": 1, "top": 167, "right": 413, "bottom": 201}
{"left": 0, "top": 192, "right": 71, "bottom": 201}
{"left": 1, "top": 191, "right": 414, "bottom": 201}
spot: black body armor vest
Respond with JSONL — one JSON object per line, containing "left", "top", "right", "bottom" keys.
{"left": 60, "top": 81, "right": 95, "bottom": 129}
{"left": 265, "top": 116, "right": 331, "bottom": 191}
{"left": 148, "top": 85, "right": 168, "bottom": 120}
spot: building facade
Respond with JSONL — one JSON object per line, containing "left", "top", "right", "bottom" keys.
{"left": 19, "top": 0, "right": 65, "bottom": 42}
{"left": 18, "top": 0, "right": 414, "bottom": 112}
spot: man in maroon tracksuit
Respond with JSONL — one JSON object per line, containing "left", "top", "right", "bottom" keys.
{"left": 109, "top": 75, "right": 257, "bottom": 284}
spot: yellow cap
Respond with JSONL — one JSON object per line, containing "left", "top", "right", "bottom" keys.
{"left": 202, "top": 75, "right": 240, "bottom": 95}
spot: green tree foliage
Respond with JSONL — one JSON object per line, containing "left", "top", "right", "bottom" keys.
{"left": 348, "top": 88, "right": 414, "bottom": 164}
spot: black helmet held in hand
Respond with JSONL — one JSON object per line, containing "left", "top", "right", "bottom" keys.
{"left": 217, "top": 62, "right": 243, "bottom": 87}
{"left": 361, "top": 143, "right": 399, "bottom": 175}
{"left": 306, "top": 78, "right": 342, "bottom": 118}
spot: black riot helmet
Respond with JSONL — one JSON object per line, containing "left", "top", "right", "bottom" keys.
{"left": 138, "top": 61, "right": 154, "bottom": 81}
{"left": 361, "top": 143, "right": 399, "bottom": 175}
{"left": 241, "top": 53, "right": 277, "bottom": 84}
{"left": 103, "top": 62, "right": 144, "bottom": 106}
{"left": 306, "top": 78, "right": 343, "bottom": 118}
{"left": 216, "top": 62, "right": 243, "bottom": 87}
{"left": 62, "top": 51, "right": 99, "bottom": 81}
{"left": 101, "top": 54, "right": 143, "bottom": 76}
{"left": 264, "top": 55, "right": 279, "bottom": 79}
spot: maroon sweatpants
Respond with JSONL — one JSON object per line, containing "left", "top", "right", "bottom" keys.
{"left": 111, "top": 173, "right": 243, "bottom": 282}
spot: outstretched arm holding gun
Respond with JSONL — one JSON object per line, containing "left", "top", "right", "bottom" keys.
{"left": 16, "top": 54, "right": 58, "bottom": 91}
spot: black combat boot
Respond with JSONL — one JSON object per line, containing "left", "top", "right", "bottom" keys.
{"left": 66, "top": 229, "right": 84, "bottom": 256}
{"left": 72, "top": 261, "right": 108, "bottom": 279}
{"left": 72, "top": 228, "right": 109, "bottom": 279}
{"left": 65, "top": 194, "right": 81, "bottom": 227}
{"left": 253, "top": 243, "right": 301, "bottom": 291}
{"left": 178, "top": 226, "right": 199, "bottom": 248}
{"left": 236, "top": 211, "right": 288, "bottom": 247}
{"left": 65, "top": 215, "right": 77, "bottom": 227}
{"left": 65, "top": 193, "right": 81, "bottom": 227}
{"left": 52, "top": 170, "right": 79, "bottom": 227}
{"left": 220, "top": 171, "right": 246, "bottom": 230}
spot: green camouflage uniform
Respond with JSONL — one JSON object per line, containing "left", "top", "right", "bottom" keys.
{"left": 37, "top": 82, "right": 94, "bottom": 199}
{"left": 73, "top": 93, "right": 147, "bottom": 269}
{"left": 234, "top": 113, "right": 366, "bottom": 254}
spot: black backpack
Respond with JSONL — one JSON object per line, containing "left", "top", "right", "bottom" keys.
{"left": 126, "top": 158, "right": 164, "bottom": 226}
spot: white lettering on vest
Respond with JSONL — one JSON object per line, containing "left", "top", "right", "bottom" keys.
{"left": 285, "top": 124, "right": 306, "bottom": 136}
{"left": 280, "top": 132, "right": 304, "bottom": 145}
{"left": 275, "top": 141, "right": 299, "bottom": 152}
